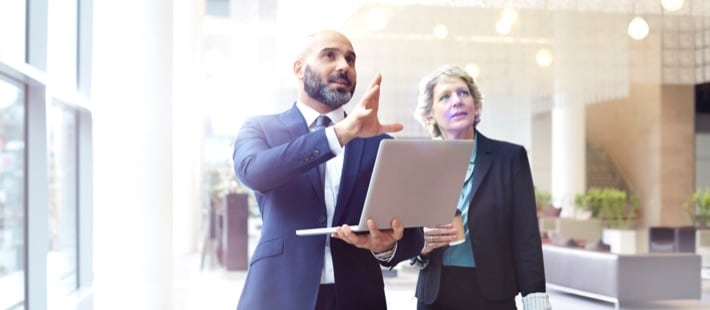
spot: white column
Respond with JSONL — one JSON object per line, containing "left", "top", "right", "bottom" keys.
{"left": 550, "top": 13, "right": 588, "bottom": 217}
{"left": 172, "top": 0, "right": 206, "bottom": 256}
{"left": 551, "top": 98, "right": 586, "bottom": 217}
{"left": 92, "top": 0, "right": 173, "bottom": 309}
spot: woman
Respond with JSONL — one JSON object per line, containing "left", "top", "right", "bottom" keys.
{"left": 410, "top": 65, "right": 551, "bottom": 309}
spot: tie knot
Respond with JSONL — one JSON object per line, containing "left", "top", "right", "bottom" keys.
{"left": 313, "top": 115, "right": 332, "bottom": 130}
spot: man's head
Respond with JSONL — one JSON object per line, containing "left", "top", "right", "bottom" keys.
{"left": 294, "top": 30, "right": 357, "bottom": 111}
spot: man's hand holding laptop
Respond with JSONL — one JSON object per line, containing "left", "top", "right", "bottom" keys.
{"left": 331, "top": 218, "right": 403, "bottom": 254}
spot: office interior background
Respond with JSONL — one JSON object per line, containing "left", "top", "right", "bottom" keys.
{"left": 1, "top": 0, "right": 710, "bottom": 309}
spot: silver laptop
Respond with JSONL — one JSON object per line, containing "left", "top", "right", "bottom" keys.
{"left": 296, "top": 139, "right": 474, "bottom": 236}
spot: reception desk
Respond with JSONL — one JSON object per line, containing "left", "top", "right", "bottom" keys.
{"left": 542, "top": 244, "right": 701, "bottom": 308}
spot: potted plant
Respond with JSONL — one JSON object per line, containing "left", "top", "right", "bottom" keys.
{"left": 601, "top": 188, "right": 639, "bottom": 230}
{"left": 535, "top": 187, "right": 553, "bottom": 216}
{"left": 575, "top": 187, "right": 638, "bottom": 229}
{"left": 574, "top": 188, "right": 602, "bottom": 219}
{"left": 576, "top": 187, "right": 640, "bottom": 253}
{"left": 684, "top": 187, "right": 710, "bottom": 228}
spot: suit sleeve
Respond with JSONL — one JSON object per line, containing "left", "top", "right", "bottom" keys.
{"left": 510, "top": 146, "right": 547, "bottom": 296}
{"left": 233, "top": 117, "right": 334, "bottom": 193}
{"left": 381, "top": 227, "right": 424, "bottom": 268}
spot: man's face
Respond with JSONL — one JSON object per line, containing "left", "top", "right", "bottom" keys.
{"left": 298, "top": 31, "right": 357, "bottom": 108}
{"left": 304, "top": 64, "right": 356, "bottom": 109}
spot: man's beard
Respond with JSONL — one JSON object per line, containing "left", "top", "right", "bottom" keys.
{"left": 304, "top": 66, "right": 356, "bottom": 109}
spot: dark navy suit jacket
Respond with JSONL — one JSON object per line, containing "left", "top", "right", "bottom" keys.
{"left": 233, "top": 103, "right": 424, "bottom": 310}
{"left": 415, "top": 131, "right": 546, "bottom": 303}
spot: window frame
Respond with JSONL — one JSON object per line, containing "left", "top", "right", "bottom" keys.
{"left": 0, "top": 0, "right": 93, "bottom": 307}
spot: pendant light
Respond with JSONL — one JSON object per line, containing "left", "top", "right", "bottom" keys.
{"left": 628, "top": 16, "right": 649, "bottom": 40}
{"left": 661, "top": 0, "right": 684, "bottom": 12}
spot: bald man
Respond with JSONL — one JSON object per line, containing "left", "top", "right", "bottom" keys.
{"left": 232, "top": 30, "right": 424, "bottom": 310}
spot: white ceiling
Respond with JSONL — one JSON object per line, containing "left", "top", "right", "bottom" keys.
{"left": 205, "top": 0, "right": 706, "bottom": 141}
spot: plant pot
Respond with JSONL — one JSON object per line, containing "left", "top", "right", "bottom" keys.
{"left": 602, "top": 228, "right": 641, "bottom": 254}
{"left": 693, "top": 215, "right": 710, "bottom": 229}
{"left": 696, "top": 228, "right": 710, "bottom": 269}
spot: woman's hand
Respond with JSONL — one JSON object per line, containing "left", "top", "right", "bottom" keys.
{"left": 420, "top": 224, "right": 457, "bottom": 255}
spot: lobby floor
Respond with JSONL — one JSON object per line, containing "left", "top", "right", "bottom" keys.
{"left": 174, "top": 253, "right": 710, "bottom": 310}
{"left": 173, "top": 220, "right": 710, "bottom": 309}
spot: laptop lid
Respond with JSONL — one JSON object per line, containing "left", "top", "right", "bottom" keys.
{"left": 296, "top": 139, "right": 473, "bottom": 236}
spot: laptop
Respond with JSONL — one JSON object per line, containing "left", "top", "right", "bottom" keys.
{"left": 295, "top": 139, "right": 474, "bottom": 236}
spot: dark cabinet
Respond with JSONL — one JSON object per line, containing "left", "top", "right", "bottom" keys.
{"left": 222, "top": 193, "right": 249, "bottom": 270}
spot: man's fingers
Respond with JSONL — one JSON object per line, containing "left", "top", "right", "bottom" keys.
{"left": 360, "top": 74, "right": 382, "bottom": 109}
{"left": 366, "top": 219, "right": 381, "bottom": 236}
{"left": 391, "top": 218, "right": 404, "bottom": 240}
{"left": 360, "top": 85, "right": 380, "bottom": 109}
{"left": 341, "top": 224, "right": 352, "bottom": 234}
{"left": 331, "top": 224, "right": 352, "bottom": 239}
{"left": 379, "top": 123, "right": 404, "bottom": 133}
{"left": 369, "top": 73, "right": 382, "bottom": 89}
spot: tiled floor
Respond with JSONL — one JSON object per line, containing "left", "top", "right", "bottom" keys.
{"left": 174, "top": 254, "right": 710, "bottom": 310}
{"left": 174, "top": 221, "right": 710, "bottom": 309}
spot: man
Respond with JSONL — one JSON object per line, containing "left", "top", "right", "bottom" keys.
{"left": 232, "top": 29, "right": 424, "bottom": 310}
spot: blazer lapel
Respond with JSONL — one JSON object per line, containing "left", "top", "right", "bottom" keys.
{"left": 469, "top": 131, "right": 495, "bottom": 205}
{"left": 280, "top": 104, "right": 325, "bottom": 202}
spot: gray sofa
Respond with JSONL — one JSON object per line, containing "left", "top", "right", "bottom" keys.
{"left": 542, "top": 244, "right": 701, "bottom": 308}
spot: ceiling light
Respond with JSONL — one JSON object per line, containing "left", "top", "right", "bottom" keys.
{"left": 661, "top": 0, "right": 684, "bottom": 12}
{"left": 465, "top": 63, "right": 480, "bottom": 79}
{"left": 433, "top": 24, "right": 448, "bottom": 39}
{"left": 627, "top": 16, "right": 649, "bottom": 40}
{"left": 500, "top": 8, "right": 518, "bottom": 24}
{"left": 536, "top": 48, "right": 553, "bottom": 67}
{"left": 495, "top": 8, "right": 517, "bottom": 35}
{"left": 495, "top": 20, "right": 512, "bottom": 35}
{"left": 365, "top": 8, "right": 388, "bottom": 31}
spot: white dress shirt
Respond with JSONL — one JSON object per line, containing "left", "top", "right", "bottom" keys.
{"left": 296, "top": 102, "right": 345, "bottom": 284}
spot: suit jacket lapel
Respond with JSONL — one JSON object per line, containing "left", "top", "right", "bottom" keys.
{"left": 469, "top": 131, "right": 495, "bottom": 205}
{"left": 281, "top": 104, "right": 325, "bottom": 202}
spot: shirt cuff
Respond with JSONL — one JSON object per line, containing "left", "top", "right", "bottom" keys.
{"left": 408, "top": 254, "right": 429, "bottom": 270}
{"left": 522, "top": 292, "right": 551, "bottom": 310}
{"left": 371, "top": 242, "right": 397, "bottom": 263}
{"left": 325, "top": 127, "right": 344, "bottom": 155}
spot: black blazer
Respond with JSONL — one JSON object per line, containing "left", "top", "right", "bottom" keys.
{"left": 415, "top": 131, "right": 546, "bottom": 303}
{"left": 233, "top": 103, "right": 424, "bottom": 310}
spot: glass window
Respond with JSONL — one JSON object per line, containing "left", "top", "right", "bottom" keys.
{"left": 47, "top": 0, "right": 78, "bottom": 87}
{"left": 0, "top": 0, "right": 26, "bottom": 63}
{"left": 47, "top": 100, "right": 78, "bottom": 293}
{"left": 0, "top": 74, "right": 25, "bottom": 309}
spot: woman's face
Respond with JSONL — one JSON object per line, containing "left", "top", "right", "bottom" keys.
{"left": 430, "top": 77, "right": 479, "bottom": 140}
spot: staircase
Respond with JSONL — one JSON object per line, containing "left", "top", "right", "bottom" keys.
{"left": 586, "top": 144, "right": 629, "bottom": 191}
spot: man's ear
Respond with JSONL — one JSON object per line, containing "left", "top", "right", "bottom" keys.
{"left": 294, "top": 60, "right": 304, "bottom": 80}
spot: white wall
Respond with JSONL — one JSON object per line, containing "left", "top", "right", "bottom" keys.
{"left": 92, "top": 0, "right": 174, "bottom": 309}
{"left": 172, "top": 0, "right": 206, "bottom": 256}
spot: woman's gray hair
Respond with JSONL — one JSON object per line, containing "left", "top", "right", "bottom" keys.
{"left": 413, "top": 64, "right": 483, "bottom": 138}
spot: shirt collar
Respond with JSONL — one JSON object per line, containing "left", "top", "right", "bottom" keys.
{"left": 296, "top": 101, "right": 346, "bottom": 128}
